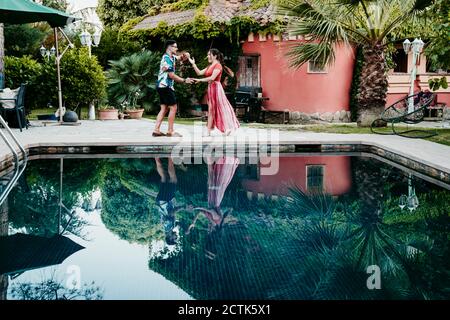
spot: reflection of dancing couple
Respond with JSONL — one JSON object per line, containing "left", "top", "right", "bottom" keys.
{"left": 155, "top": 156, "right": 239, "bottom": 245}
{"left": 153, "top": 40, "right": 240, "bottom": 137}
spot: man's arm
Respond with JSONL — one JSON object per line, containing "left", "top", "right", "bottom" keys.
{"left": 168, "top": 72, "right": 194, "bottom": 84}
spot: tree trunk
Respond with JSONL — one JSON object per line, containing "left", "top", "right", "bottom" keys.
{"left": 0, "top": 23, "right": 4, "bottom": 89}
{"left": 356, "top": 44, "right": 388, "bottom": 127}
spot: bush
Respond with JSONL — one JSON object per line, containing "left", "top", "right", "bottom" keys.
{"left": 36, "top": 48, "right": 107, "bottom": 110}
{"left": 91, "top": 27, "right": 142, "bottom": 69}
{"left": 4, "top": 56, "right": 43, "bottom": 110}
{"left": 4, "top": 56, "right": 42, "bottom": 88}
{"left": 5, "top": 49, "right": 107, "bottom": 110}
{"left": 107, "top": 50, "right": 161, "bottom": 112}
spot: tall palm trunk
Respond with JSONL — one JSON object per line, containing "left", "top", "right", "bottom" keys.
{"left": 357, "top": 44, "right": 388, "bottom": 127}
{"left": 0, "top": 23, "right": 4, "bottom": 89}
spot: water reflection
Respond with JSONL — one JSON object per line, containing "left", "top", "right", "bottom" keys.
{"left": 1, "top": 155, "right": 449, "bottom": 300}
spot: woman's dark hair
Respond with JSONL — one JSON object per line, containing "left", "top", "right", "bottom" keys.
{"left": 209, "top": 48, "right": 234, "bottom": 77}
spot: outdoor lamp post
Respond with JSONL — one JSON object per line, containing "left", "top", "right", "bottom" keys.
{"left": 79, "top": 27, "right": 102, "bottom": 120}
{"left": 40, "top": 45, "right": 56, "bottom": 61}
{"left": 403, "top": 38, "right": 425, "bottom": 113}
{"left": 398, "top": 174, "right": 419, "bottom": 212}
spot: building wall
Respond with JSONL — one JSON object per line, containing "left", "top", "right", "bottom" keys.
{"left": 241, "top": 34, "right": 355, "bottom": 114}
{"left": 387, "top": 53, "right": 450, "bottom": 107}
{"left": 242, "top": 156, "right": 352, "bottom": 198}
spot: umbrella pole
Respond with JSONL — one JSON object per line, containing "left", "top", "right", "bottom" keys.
{"left": 54, "top": 28, "right": 63, "bottom": 124}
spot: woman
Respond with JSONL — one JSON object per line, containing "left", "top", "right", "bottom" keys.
{"left": 186, "top": 156, "right": 240, "bottom": 234}
{"left": 187, "top": 49, "right": 240, "bottom": 136}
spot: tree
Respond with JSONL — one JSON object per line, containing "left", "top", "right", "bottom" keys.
{"left": 279, "top": 0, "right": 434, "bottom": 127}
{"left": 41, "top": 0, "right": 68, "bottom": 11}
{"left": 97, "top": 0, "right": 154, "bottom": 29}
{"left": 4, "top": 24, "right": 47, "bottom": 58}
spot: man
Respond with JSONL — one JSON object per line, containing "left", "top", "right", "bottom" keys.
{"left": 153, "top": 40, "right": 193, "bottom": 137}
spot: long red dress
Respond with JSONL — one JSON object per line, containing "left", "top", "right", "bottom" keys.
{"left": 205, "top": 63, "right": 240, "bottom": 133}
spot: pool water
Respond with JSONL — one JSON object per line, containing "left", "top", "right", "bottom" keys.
{"left": 0, "top": 155, "right": 449, "bottom": 300}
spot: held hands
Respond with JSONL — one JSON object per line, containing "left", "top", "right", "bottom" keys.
{"left": 185, "top": 77, "right": 195, "bottom": 84}
{"left": 184, "top": 77, "right": 200, "bottom": 84}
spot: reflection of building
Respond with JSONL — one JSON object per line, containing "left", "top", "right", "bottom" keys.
{"left": 241, "top": 156, "right": 352, "bottom": 200}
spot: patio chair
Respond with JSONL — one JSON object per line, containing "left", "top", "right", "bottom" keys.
{"left": 371, "top": 92, "right": 436, "bottom": 138}
{"left": 0, "top": 84, "right": 28, "bottom": 132}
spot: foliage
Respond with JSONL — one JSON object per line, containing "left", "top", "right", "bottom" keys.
{"left": 98, "top": 0, "right": 154, "bottom": 29}
{"left": 32, "top": 48, "right": 106, "bottom": 110}
{"left": 428, "top": 76, "right": 449, "bottom": 91}
{"left": 4, "top": 24, "right": 47, "bottom": 58}
{"left": 6, "top": 159, "right": 104, "bottom": 237}
{"left": 160, "top": 0, "right": 205, "bottom": 13}
{"left": 107, "top": 50, "right": 160, "bottom": 112}
{"left": 4, "top": 55, "right": 42, "bottom": 88}
{"left": 388, "top": 0, "right": 450, "bottom": 71}
{"left": 10, "top": 278, "right": 103, "bottom": 300}
{"left": 91, "top": 27, "right": 142, "bottom": 69}
{"left": 42, "top": 0, "right": 67, "bottom": 11}
{"left": 349, "top": 47, "right": 364, "bottom": 121}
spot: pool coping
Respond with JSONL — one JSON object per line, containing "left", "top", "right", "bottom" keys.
{"left": 1, "top": 139, "right": 449, "bottom": 185}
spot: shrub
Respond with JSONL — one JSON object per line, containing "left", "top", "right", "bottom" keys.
{"left": 34, "top": 48, "right": 107, "bottom": 110}
{"left": 4, "top": 56, "right": 42, "bottom": 88}
{"left": 4, "top": 55, "right": 43, "bottom": 110}
{"left": 107, "top": 50, "right": 161, "bottom": 112}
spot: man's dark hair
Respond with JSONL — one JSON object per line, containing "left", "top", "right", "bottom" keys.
{"left": 165, "top": 40, "right": 177, "bottom": 50}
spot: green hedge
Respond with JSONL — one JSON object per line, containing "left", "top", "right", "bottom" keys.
{"left": 4, "top": 49, "right": 107, "bottom": 110}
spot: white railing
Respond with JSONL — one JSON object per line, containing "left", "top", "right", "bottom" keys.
{"left": 0, "top": 115, "right": 27, "bottom": 205}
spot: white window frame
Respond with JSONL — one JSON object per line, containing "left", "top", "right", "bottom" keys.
{"left": 307, "top": 60, "right": 328, "bottom": 74}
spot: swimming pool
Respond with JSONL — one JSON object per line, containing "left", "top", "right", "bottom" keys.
{"left": 0, "top": 154, "right": 449, "bottom": 300}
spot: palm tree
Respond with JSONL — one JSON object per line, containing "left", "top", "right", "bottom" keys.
{"left": 279, "top": 0, "right": 433, "bottom": 126}
{"left": 107, "top": 50, "right": 160, "bottom": 112}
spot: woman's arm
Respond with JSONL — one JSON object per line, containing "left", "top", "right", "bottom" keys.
{"left": 195, "top": 68, "right": 221, "bottom": 83}
{"left": 188, "top": 55, "right": 207, "bottom": 76}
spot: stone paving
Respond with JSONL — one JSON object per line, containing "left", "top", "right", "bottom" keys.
{"left": 0, "top": 119, "right": 449, "bottom": 177}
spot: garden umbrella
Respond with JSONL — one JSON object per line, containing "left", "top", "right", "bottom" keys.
{"left": 0, "top": 0, "right": 79, "bottom": 122}
{"left": 0, "top": 0, "right": 75, "bottom": 27}
{"left": 0, "top": 233, "right": 84, "bottom": 276}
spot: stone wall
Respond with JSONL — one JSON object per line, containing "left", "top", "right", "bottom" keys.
{"left": 289, "top": 110, "right": 352, "bottom": 124}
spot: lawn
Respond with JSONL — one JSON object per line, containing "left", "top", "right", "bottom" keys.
{"left": 299, "top": 124, "right": 450, "bottom": 147}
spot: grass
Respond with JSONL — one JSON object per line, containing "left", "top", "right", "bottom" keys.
{"left": 299, "top": 124, "right": 450, "bottom": 147}
{"left": 28, "top": 108, "right": 89, "bottom": 120}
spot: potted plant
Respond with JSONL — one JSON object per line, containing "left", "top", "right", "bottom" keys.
{"left": 124, "top": 90, "right": 145, "bottom": 119}
{"left": 98, "top": 104, "right": 119, "bottom": 120}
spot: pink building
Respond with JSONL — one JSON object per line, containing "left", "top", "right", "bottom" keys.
{"left": 242, "top": 156, "right": 352, "bottom": 201}
{"left": 131, "top": 0, "right": 449, "bottom": 122}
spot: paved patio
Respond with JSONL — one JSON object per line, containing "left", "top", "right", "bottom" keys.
{"left": 1, "top": 119, "right": 449, "bottom": 177}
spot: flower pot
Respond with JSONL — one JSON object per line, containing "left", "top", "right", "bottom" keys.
{"left": 98, "top": 109, "right": 118, "bottom": 120}
{"left": 125, "top": 108, "right": 145, "bottom": 119}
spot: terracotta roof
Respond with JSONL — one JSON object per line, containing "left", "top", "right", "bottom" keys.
{"left": 132, "top": 0, "right": 278, "bottom": 31}
{"left": 134, "top": 9, "right": 197, "bottom": 30}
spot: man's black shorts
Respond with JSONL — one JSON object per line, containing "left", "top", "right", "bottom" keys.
{"left": 157, "top": 87, "right": 177, "bottom": 106}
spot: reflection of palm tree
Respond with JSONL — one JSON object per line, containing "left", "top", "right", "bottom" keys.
{"left": 287, "top": 183, "right": 437, "bottom": 299}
